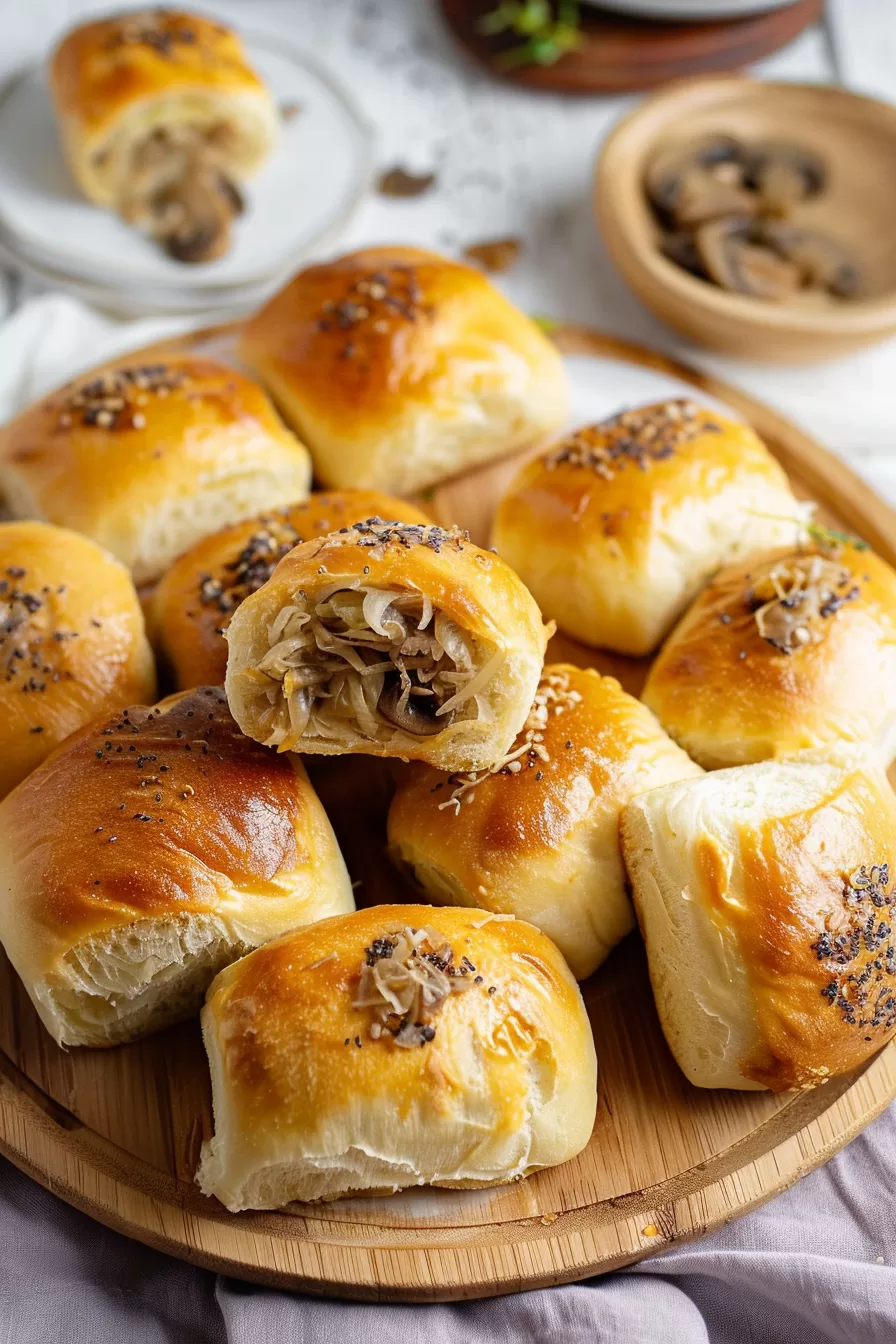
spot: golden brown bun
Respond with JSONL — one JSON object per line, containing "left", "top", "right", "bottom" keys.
{"left": 224, "top": 518, "right": 550, "bottom": 773}
{"left": 0, "top": 685, "right": 354, "bottom": 1048}
{"left": 239, "top": 245, "right": 570, "bottom": 494}
{"left": 0, "top": 521, "right": 156, "bottom": 799}
{"left": 0, "top": 354, "right": 312, "bottom": 585}
{"left": 50, "top": 10, "right": 277, "bottom": 208}
{"left": 492, "top": 399, "right": 805, "bottom": 656}
{"left": 197, "top": 904, "right": 597, "bottom": 1209}
{"left": 387, "top": 665, "right": 701, "bottom": 980}
{"left": 152, "top": 490, "right": 432, "bottom": 690}
{"left": 643, "top": 540, "right": 896, "bottom": 770}
{"left": 621, "top": 746, "right": 896, "bottom": 1091}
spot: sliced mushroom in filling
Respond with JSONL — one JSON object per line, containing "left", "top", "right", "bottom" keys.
{"left": 746, "top": 553, "right": 860, "bottom": 654}
{"left": 250, "top": 584, "right": 505, "bottom": 750}
{"left": 117, "top": 123, "right": 245, "bottom": 263}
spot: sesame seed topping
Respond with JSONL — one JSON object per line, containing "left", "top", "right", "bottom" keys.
{"left": 439, "top": 669, "right": 581, "bottom": 812}
{"left": 542, "top": 401, "right": 709, "bottom": 479}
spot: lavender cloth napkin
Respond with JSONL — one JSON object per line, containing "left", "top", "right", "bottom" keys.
{"left": 1, "top": 1101, "right": 894, "bottom": 1344}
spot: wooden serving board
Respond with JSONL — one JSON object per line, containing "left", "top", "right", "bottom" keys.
{"left": 439, "top": 0, "right": 823, "bottom": 95}
{"left": 1, "top": 322, "right": 895, "bottom": 1302}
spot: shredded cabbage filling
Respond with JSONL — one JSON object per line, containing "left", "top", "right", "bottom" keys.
{"left": 253, "top": 584, "right": 504, "bottom": 750}
{"left": 352, "top": 924, "right": 474, "bottom": 1047}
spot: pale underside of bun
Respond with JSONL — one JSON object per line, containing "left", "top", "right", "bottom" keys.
{"left": 390, "top": 839, "right": 635, "bottom": 983}
{"left": 621, "top": 757, "right": 863, "bottom": 1091}
{"left": 0, "top": 459, "right": 312, "bottom": 587}
{"left": 259, "top": 351, "right": 567, "bottom": 497}
{"left": 198, "top": 1017, "right": 565, "bottom": 1209}
{"left": 35, "top": 913, "right": 252, "bottom": 1049}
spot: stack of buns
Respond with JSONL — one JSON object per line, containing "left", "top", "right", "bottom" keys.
{"left": 1, "top": 226, "right": 895, "bottom": 1215}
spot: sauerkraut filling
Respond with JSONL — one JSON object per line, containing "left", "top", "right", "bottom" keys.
{"left": 352, "top": 924, "right": 474, "bottom": 1047}
{"left": 252, "top": 583, "right": 505, "bottom": 750}
{"left": 747, "top": 553, "right": 859, "bottom": 654}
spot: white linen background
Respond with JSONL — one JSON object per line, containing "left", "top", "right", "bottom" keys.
{"left": 2, "top": 3, "right": 896, "bottom": 1341}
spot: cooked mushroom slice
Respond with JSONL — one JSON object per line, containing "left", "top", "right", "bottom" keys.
{"left": 646, "top": 135, "right": 755, "bottom": 226}
{"left": 660, "top": 231, "right": 709, "bottom": 279}
{"left": 744, "top": 142, "right": 827, "bottom": 216}
{"left": 378, "top": 674, "right": 446, "bottom": 736}
{"left": 152, "top": 168, "right": 236, "bottom": 264}
{"left": 695, "top": 218, "right": 803, "bottom": 300}
{"left": 759, "top": 222, "right": 860, "bottom": 299}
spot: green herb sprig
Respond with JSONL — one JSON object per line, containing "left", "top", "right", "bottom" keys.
{"left": 476, "top": 0, "right": 583, "bottom": 69}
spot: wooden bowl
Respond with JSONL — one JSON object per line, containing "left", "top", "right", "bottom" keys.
{"left": 595, "top": 77, "right": 896, "bottom": 362}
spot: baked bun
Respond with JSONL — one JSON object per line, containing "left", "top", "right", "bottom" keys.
{"left": 643, "top": 539, "right": 896, "bottom": 769}
{"left": 0, "top": 685, "right": 353, "bottom": 1048}
{"left": 621, "top": 747, "right": 896, "bottom": 1091}
{"left": 387, "top": 665, "right": 701, "bottom": 980}
{"left": 50, "top": 10, "right": 277, "bottom": 262}
{"left": 239, "top": 245, "right": 570, "bottom": 494}
{"left": 224, "top": 519, "right": 550, "bottom": 772}
{"left": 0, "top": 521, "right": 156, "bottom": 799}
{"left": 152, "top": 490, "right": 432, "bottom": 690}
{"left": 492, "top": 399, "right": 804, "bottom": 656}
{"left": 0, "top": 354, "right": 312, "bottom": 585}
{"left": 197, "top": 904, "right": 596, "bottom": 1208}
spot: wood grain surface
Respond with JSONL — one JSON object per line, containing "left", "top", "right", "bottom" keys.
{"left": 438, "top": 0, "right": 823, "bottom": 94}
{"left": 0, "top": 320, "right": 894, "bottom": 1301}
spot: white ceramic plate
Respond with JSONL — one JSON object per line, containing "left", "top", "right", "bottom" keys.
{"left": 0, "top": 34, "right": 375, "bottom": 294}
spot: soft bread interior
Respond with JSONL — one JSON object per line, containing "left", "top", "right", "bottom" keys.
{"left": 126, "top": 464, "right": 312, "bottom": 585}
{"left": 35, "top": 914, "right": 251, "bottom": 1048}
{"left": 621, "top": 756, "right": 860, "bottom": 1091}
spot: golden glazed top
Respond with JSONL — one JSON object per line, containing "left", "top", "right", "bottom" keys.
{"left": 51, "top": 10, "right": 267, "bottom": 135}
{"left": 203, "top": 904, "right": 590, "bottom": 1141}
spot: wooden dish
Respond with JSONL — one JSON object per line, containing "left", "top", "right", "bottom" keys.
{"left": 439, "top": 1, "right": 821, "bottom": 95}
{"left": 1, "top": 319, "right": 896, "bottom": 1301}
{"left": 595, "top": 77, "right": 896, "bottom": 362}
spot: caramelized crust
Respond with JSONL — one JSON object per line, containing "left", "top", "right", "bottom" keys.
{"left": 52, "top": 11, "right": 270, "bottom": 139}
{"left": 240, "top": 246, "right": 569, "bottom": 494}
{"left": 0, "top": 521, "right": 155, "bottom": 799}
{"left": 492, "top": 400, "right": 804, "bottom": 655}
{"left": 643, "top": 540, "right": 896, "bottom": 768}
{"left": 198, "top": 904, "right": 596, "bottom": 1207}
{"left": 388, "top": 665, "right": 701, "bottom": 978}
{"left": 153, "top": 490, "right": 431, "bottom": 689}
{"left": 0, "top": 354, "right": 312, "bottom": 584}
{"left": 0, "top": 685, "right": 354, "bottom": 1046}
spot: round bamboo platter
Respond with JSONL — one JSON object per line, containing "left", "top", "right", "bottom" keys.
{"left": 1, "top": 320, "right": 895, "bottom": 1302}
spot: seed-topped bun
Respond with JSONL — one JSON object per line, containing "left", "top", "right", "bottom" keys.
{"left": 388, "top": 665, "right": 701, "bottom": 980}
{"left": 239, "top": 245, "right": 570, "bottom": 495}
{"left": 0, "top": 685, "right": 353, "bottom": 1048}
{"left": 197, "top": 904, "right": 597, "bottom": 1209}
{"left": 0, "top": 521, "right": 156, "bottom": 799}
{"left": 0, "top": 354, "right": 312, "bottom": 585}
{"left": 152, "top": 490, "right": 432, "bottom": 690}
{"left": 492, "top": 399, "right": 804, "bottom": 656}
{"left": 50, "top": 10, "right": 277, "bottom": 262}
{"left": 621, "top": 747, "right": 896, "bottom": 1091}
{"left": 224, "top": 518, "right": 550, "bottom": 773}
{"left": 643, "top": 538, "right": 896, "bottom": 769}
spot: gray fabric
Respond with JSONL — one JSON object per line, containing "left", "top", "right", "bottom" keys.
{"left": 1, "top": 1104, "right": 893, "bottom": 1342}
